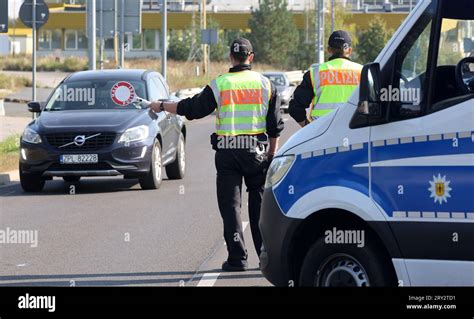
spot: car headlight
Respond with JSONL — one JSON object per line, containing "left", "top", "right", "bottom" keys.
{"left": 22, "top": 128, "right": 42, "bottom": 144}
{"left": 118, "top": 125, "right": 149, "bottom": 143}
{"left": 265, "top": 155, "right": 295, "bottom": 188}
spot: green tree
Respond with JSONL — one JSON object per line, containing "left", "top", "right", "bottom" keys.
{"left": 356, "top": 17, "right": 393, "bottom": 64}
{"left": 248, "top": 0, "right": 299, "bottom": 68}
{"left": 294, "top": 4, "right": 358, "bottom": 69}
{"left": 168, "top": 29, "right": 195, "bottom": 61}
{"left": 208, "top": 20, "right": 234, "bottom": 62}
{"left": 168, "top": 20, "right": 241, "bottom": 62}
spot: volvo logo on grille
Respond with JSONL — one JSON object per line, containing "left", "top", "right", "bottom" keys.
{"left": 74, "top": 135, "right": 86, "bottom": 146}
{"left": 58, "top": 133, "right": 102, "bottom": 149}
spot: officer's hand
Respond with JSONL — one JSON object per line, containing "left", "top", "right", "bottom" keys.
{"left": 150, "top": 101, "right": 168, "bottom": 113}
{"left": 133, "top": 96, "right": 152, "bottom": 109}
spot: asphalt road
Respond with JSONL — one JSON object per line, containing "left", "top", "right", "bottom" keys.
{"left": 0, "top": 114, "right": 299, "bottom": 287}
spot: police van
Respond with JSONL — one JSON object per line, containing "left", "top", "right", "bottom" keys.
{"left": 259, "top": 0, "right": 473, "bottom": 287}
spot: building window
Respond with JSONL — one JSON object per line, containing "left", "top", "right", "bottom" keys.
{"left": 104, "top": 38, "right": 114, "bottom": 50}
{"left": 51, "top": 30, "right": 61, "bottom": 49}
{"left": 77, "top": 30, "right": 88, "bottom": 49}
{"left": 144, "top": 29, "right": 157, "bottom": 50}
{"left": 126, "top": 33, "right": 143, "bottom": 51}
{"left": 132, "top": 34, "right": 143, "bottom": 50}
{"left": 39, "top": 30, "right": 51, "bottom": 50}
{"left": 65, "top": 30, "right": 77, "bottom": 50}
{"left": 38, "top": 29, "right": 62, "bottom": 50}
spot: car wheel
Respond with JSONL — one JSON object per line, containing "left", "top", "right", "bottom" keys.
{"left": 20, "top": 164, "right": 45, "bottom": 192}
{"left": 139, "top": 138, "right": 163, "bottom": 190}
{"left": 165, "top": 133, "right": 186, "bottom": 180}
{"left": 63, "top": 176, "right": 81, "bottom": 183}
{"left": 299, "top": 236, "right": 395, "bottom": 287}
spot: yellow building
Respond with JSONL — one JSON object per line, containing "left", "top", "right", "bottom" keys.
{"left": 6, "top": 1, "right": 408, "bottom": 57}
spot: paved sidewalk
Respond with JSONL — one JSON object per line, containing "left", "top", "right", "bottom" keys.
{"left": 0, "top": 116, "right": 31, "bottom": 141}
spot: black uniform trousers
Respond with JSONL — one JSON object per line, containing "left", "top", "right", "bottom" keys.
{"left": 215, "top": 148, "right": 268, "bottom": 264}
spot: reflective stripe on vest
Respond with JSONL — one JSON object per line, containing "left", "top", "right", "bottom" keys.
{"left": 210, "top": 70, "right": 271, "bottom": 136}
{"left": 309, "top": 58, "right": 362, "bottom": 118}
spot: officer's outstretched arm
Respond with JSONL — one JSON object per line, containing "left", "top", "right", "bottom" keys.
{"left": 149, "top": 101, "right": 178, "bottom": 114}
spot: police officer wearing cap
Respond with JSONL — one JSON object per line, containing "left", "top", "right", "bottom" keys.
{"left": 149, "top": 38, "right": 284, "bottom": 272}
{"left": 289, "top": 30, "right": 363, "bottom": 126}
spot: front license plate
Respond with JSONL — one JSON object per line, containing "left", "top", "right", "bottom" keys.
{"left": 60, "top": 154, "right": 99, "bottom": 164}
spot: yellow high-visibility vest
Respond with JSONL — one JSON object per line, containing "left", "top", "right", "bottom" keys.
{"left": 309, "top": 58, "right": 362, "bottom": 120}
{"left": 209, "top": 70, "right": 271, "bottom": 136}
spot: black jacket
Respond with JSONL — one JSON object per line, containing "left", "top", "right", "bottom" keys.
{"left": 176, "top": 64, "right": 284, "bottom": 138}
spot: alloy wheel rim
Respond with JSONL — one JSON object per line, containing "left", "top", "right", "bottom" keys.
{"left": 316, "top": 254, "right": 370, "bottom": 287}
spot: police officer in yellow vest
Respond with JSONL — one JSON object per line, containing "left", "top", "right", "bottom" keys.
{"left": 149, "top": 39, "right": 284, "bottom": 272}
{"left": 289, "top": 30, "right": 362, "bottom": 126}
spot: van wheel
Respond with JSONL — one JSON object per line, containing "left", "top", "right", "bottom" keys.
{"left": 139, "top": 139, "right": 162, "bottom": 190}
{"left": 299, "top": 237, "right": 394, "bottom": 287}
{"left": 63, "top": 176, "right": 81, "bottom": 182}
{"left": 165, "top": 133, "right": 186, "bottom": 180}
{"left": 20, "top": 165, "right": 45, "bottom": 192}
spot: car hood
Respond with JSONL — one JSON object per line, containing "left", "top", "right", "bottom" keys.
{"left": 278, "top": 109, "right": 338, "bottom": 156}
{"left": 36, "top": 109, "right": 153, "bottom": 133}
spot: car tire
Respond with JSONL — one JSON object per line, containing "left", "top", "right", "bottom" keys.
{"left": 165, "top": 133, "right": 186, "bottom": 180}
{"left": 299, "top": 236, "right": 395, "bottom": 287}
{"left": 20, "top": 164, "right": 45, "bottom": 192}
{"left": 63, "top": 176, "right": 81, "bottom": 183}
{"left": 139, "top": 138, "right": 163, "bottom": 190}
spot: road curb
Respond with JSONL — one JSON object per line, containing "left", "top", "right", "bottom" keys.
{"left": 0, "top": 170, "right": 19, "bottom": 186}
{"left": 4, "top": 97, "right": 29, "bottom": 104}
{"left": 0, "top": 173, "right": 11, "bottom": 185}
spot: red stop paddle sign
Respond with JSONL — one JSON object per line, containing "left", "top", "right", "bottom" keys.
{"left": 111, "top": 81, "right": 136, "bottom": 106}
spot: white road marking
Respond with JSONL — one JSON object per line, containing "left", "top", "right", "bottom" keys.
{"left": 16, "top": 263, "right": 27, "bottom": 267}
{"left": 197, "top": 272, "right": 220, "bottom": 287}
{"left": 203, "top": 221, "right": 250, "bottom": 286}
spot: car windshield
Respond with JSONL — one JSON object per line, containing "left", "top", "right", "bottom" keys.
{"left": 265, "top": 74, "right": 287, "bottom": 86}
{"left": 45, "top": 80, "right": 147, "bottom": 111}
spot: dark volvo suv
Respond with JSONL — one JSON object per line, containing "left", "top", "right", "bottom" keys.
{"left": 19, "top": 69, "right": 186, "bottom": 192}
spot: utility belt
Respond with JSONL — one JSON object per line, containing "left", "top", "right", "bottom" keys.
{"left": 210, "top": 133, "right": 268, "bottom": 153}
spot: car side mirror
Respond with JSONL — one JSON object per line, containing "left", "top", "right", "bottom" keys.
{"left": 28, "top": 101, "right": 43, "bottom": 113}
{"left": 357, "top": 63, "right": 382, "bottom": 117}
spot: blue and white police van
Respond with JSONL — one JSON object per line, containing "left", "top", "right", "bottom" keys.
{"left": 259, "top": 0, "right": 474, "bottom": 287}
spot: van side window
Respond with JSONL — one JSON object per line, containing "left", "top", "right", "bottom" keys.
{"left": 429, "top": 18, "right": 474, "bottom": 110}
{"left": 389, "top": 14, "right": 434, "bottom": 121}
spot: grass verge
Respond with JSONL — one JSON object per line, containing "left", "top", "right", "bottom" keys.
{"left": 0, "top": 135, "right": 20, "bottom": 173}
{"left": 0, "top": 55, "right": 88, "bottom": 72}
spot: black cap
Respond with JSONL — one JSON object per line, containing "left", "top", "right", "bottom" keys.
{"left": 230, "top": 38, "right": 254, "bottom": 57}
{"left": 328, "top": 30, "right": 352, "bottom": 49}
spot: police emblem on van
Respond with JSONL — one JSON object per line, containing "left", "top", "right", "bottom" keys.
{"left": 428, "top": 174, "right": 452, "bottom": 205}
